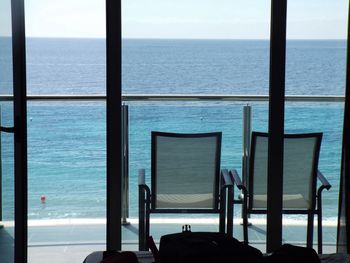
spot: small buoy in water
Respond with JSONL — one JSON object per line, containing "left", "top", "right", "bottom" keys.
{"left": 30, "top": 117, "right": 33, "bottom": 122}
{"left": 40, "top": 195, "right": 46, "bottom": 203}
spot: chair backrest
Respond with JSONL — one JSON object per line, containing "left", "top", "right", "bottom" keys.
{"left": 151, "top": 131, "right": 222, "bottom": 210}
{"left": 249, "top": 132, "right": 322, "bottom": 210}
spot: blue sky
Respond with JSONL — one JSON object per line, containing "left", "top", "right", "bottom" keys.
{"left": 1, "top": 0, "right": 348, "bottom": 39}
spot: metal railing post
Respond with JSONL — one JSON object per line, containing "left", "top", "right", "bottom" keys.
{"left": 242, "top": 105, "right": 252, "bottom": 187}
{"left": 121, "top": 104, "right": 129, "bottom": 225}
{"left": 242, "top": 105, "right": 251, "bottom": 221}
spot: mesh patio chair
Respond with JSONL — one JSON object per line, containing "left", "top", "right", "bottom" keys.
{"left": 230, "top": 132, "right": 331, "bottom": 254}
{"left": 138, "top": 131, "right": 234, "bottom": 251}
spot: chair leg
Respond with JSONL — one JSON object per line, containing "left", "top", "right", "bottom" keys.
{"left": 317, "top": 211, "right": 323, "bottom": 254}
{"left": 145, "top": 193, "right": 151, "bottom": 250}
{"left": 307, "top": 212, "right": 314, "bottom": 249}
{"left": 139, "top": 186, "right": 146, "bottom": 251}
{"left": 226, "top": 186, "right": 234, "bottom": 236}
{"left": 242, "top": 195, "right": 249, "bottom": 244}
{"left": 317, "top": 195, "right": 323, "bottom": 254}
{"left": 219, "top": 188, "right": 226, "bottom": 234}
{"left": 243, "top": 215, "right": 249, "bottom": 244}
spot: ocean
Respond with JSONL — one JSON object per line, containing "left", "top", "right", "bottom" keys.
{"left": 0, "top": 38, "right": 346, "bottom": 221}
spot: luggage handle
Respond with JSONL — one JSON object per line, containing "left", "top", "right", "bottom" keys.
{"left": 182, "top": 225, "right": 191, "bottom": 232}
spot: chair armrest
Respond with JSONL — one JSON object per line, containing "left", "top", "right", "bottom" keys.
{"left": 221, "top": 169, "right": 233, "bottom": 187}
{"left": 317, "top": 170, "right": 331, "bottom": 191}
{"left": 229, "top": 169, "right": 245, "bottom": 191}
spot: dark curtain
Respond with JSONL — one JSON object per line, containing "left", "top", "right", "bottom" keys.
{"left": 337, "top": 1, "right": 350, "bottom": 253}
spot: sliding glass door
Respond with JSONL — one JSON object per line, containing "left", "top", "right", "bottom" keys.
{"left": 0, "top": 0, "right": 15, "bottom": 261}
{"left": 0, "top": 0, "right": 27, "bottom": 262}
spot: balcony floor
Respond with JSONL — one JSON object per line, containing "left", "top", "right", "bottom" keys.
{"left": 0, "top": 218, "right": 338, "bottom": 263}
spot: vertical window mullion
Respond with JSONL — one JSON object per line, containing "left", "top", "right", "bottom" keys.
{"left": 11, "top": 0, "right": 28, "bottom": 261}
{"left": 267, "top": 0, "right": 287, "bottom": 253}
{"left": 106, "top": 0, "right": 122, "bottom": 250}
{"left": 337, "top": 1, "right": 350, "bottom": 254}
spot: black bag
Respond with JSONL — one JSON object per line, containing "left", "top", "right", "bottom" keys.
{"left": 159, "top": 227, "right": 262, "bottom": 263}
{"left": 83, "top": 251, "right": 139, "bottom": 263}
{"left": 262, "top": 244, "right": 321, "bottom": 263}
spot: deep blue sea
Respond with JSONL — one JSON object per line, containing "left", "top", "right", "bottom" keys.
{"left": 0, "top": 38, "right": 346, "bottom": 221}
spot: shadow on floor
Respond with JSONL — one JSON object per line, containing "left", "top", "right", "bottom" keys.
{"left": 123, "top": 224, "right": 139, "bottom": 235}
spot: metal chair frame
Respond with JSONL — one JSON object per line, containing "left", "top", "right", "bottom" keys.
{"left": 230, "top": 132, "right": 331, "bottom": 254}
{"left": 138, "top": 132, "right": 234, "bottom": 251}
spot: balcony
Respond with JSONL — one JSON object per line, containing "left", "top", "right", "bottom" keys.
{"left": 0, "top": 94, "right": 343, "bottom": 262}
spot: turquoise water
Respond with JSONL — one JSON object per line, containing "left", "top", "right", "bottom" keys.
{"left": 0, "top": 38, "right": 346, "bottom": 220}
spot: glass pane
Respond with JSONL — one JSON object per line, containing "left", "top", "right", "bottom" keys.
{"left": 0, "top": 0, "right": 15, "bottom": 261}
{"left": 26, "top": 38, "right": 106, "bottom": 95}
{"left": 27, "top": 102, "right": 106, "bottom": 261}
{"left": 25, "top": 0, "right": 106, "bottom": 261}
{"left": 123, "top": 0, "right": 271, "bottom": 252}
{"left": 285, "top": 0, "right": 348, "bottom": 252}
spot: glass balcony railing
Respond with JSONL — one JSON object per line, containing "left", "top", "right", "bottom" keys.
{"left": 0, "top": 94, "right": 344, "bottom": 254}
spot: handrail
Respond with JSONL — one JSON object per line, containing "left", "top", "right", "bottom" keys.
{"left": 0, "top": 94, "right": 345, "bottom": 102}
